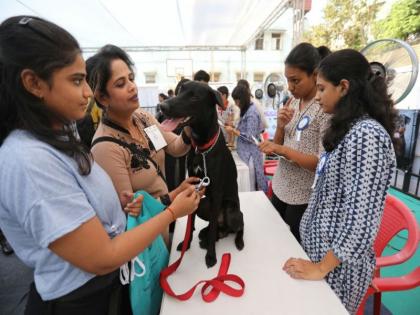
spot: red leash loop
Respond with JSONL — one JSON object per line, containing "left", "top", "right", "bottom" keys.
{"left": 160, "top": 215, "right": 245, "bottom": 302}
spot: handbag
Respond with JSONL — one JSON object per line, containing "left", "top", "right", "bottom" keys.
{"left": 125, "top": 191, "right": 169, "bottom": 315}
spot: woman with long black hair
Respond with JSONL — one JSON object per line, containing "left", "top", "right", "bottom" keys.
{"left": 0, "top": 16, "right": 199, "bottom": 314}
{"left": 283, "top": 49, "right": 397, "bottom": 314}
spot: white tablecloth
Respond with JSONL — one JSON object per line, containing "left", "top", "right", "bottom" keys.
{"left": 160, "top": 192, "right": 348, "bottom": 315}
{"left": 232, "top": 151, "right": 252, "bottom": 192}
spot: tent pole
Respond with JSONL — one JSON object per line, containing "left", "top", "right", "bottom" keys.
{"left": 241, "top": 48, "right": 246, "bottom": 80}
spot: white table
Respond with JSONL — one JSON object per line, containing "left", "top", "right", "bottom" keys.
{"left": 160, "top": 192, "right": 348, "bottom": 315}
{"left": 232, "top": 151, "right": 252, "bottom": 192}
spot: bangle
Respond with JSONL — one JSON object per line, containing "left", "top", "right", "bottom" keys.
{"left": 166, "top": 207, "right": 176, "bottom": 221}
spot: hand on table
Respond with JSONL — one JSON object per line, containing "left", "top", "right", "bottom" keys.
{"left": 283, "top": 257, "right": 328, "bottom": 280}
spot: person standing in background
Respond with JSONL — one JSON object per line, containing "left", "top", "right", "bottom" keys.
{"left": 237, "top": 79, "right": 268, "bottom": 131}
{"left": 217, "top": 86, "right": 239, "bottom": 146}
{"left": 226, "top": 85, "right": 267, "bottom": 192}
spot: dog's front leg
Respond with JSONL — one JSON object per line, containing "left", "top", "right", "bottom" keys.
{"left": 205, "top": 213, "right": 218, "bottom": 268}
{"left": 176, "top": 213, "right": 196, "bottom": 252}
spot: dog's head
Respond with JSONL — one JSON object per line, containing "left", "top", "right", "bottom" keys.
{"left": 159, "top": 81, "right": 223, "bottom": 132}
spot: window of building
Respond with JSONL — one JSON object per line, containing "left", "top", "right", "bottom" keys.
{"left": 255, "top": 34, "right": 264, "bottom": 50}
{"left": 144, "top": 72, "right": 156, "bottom": 84}
{"left": 236, "top": 72, "right": 248, "bottom": 82}
{"left": 271, "top": 33, "right": 283, "bottom": 50}
{"left": 253, "top": 72, "right": 264, "bottom": 83}
{"left": 210, "top": 72, "right": 221, "bottom": 82}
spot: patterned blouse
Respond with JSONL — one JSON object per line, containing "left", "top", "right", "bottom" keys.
{"left": 300, "top": 118, "right": 396, "bottom": 314}
{"left": 236, "top": 103, "right": 268, "bottom": 192}
{"left": 272, "top": 97, "right": 330, "bottom": 205}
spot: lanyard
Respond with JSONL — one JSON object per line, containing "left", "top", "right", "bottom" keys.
{"left": 290, "top": 98, "right": 316, "bottom": 139}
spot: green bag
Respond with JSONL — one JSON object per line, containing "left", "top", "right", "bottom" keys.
{"left": 126, "top": 191, "right": 169, "bottom": 315}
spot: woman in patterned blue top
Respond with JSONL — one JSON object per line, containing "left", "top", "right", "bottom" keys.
{"left": 282, "top": 49, "right": 397, "bottom": 314}
{"left": 226, "top": 85, "right": 268, "bottom": 192}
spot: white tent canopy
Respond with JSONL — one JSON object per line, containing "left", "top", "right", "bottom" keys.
{"left": 1, "top": 0, "right": 289, "bottom": 50}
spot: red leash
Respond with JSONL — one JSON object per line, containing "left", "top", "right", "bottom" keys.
{"left": 159, "top": 214, "right": 245, "bottom": 302}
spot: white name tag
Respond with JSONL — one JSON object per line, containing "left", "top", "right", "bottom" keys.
{"left": 144, "top": 125, "right": 167, "bottom": 151}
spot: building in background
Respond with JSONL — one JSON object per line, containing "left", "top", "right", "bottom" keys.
{"left": 83, "top": 5, "right": 311, "bottom": 108}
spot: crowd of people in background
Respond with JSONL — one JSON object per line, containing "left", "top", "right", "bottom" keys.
{"left": 0, "top": 14, "right": 399, "bottom": 315}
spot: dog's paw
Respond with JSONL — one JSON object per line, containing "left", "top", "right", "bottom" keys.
{"left": 176, "top": 241, "right": 191, "bottom": 252}
{"left": 235, "top": 233, "right": 244, "bottom": 250}
{"left": 205, "top": 253, "right": 217, "bottom": 268}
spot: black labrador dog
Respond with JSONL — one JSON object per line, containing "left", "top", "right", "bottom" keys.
{"left": 160, "top": 81, "right": 244, "bottom": 268}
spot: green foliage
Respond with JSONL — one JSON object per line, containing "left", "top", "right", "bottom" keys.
{"left": 373, "top": 0, "right": 420, "bottom": 40}
{"left": 304, "top": 0, "right": 382, "bottom": 49}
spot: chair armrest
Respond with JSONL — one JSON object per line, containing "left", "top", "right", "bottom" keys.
{"left": 373, "top": 267, "right": 420, "bottom": 292}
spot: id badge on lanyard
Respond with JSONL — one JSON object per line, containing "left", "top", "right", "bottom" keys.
{"left": 311, "top": 152, "right": 328, "bottom": 189}
{"left": 296, "top": 115, "right": 310, "bottom": 142}
{"left": 144, "top": 125, "right": 167, "bottom": 151}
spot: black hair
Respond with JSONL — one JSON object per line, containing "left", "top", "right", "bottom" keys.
{"left": 319, "top": 49, "right": 397, "bottom": 151}
{"left": 232, "top": 85, "right": 251, "bottom": 117}
{"left": 0, "top": 16, "right": 92, "bottom": 175}
{"left": 86, "top": 44, "right": 134, "bottom": 109}
{"left": 158, "top": 93, "right": 168, "bottom": 100}
{"left": 237, "top": 79, "right": 250, "bottom": 91}
{"left": 175, "top": 78, "right": 190, "bottom": 96}
{"left": 285, "top": 42, "right": 331, "bottom": 75}
{"left": 217, "top": 86, "right": 229, "bottom": 97}
{"left": 193, "top": 70, "right": 210, "bottom": 83}
{"left": 167, "top": 89, "right": 174, "bottom": 97}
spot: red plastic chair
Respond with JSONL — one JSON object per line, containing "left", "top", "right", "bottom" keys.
{"left": 264, "top": 160, "right": 278, "bottom": 176}
{"left": 266, "top": 180, "right": 273, "bottom": 198}
{"left": 262, "top": 131, "right": 270, "bottom": 141}
{"left": 356, "top": 195, "right": 420, "bottom": 315}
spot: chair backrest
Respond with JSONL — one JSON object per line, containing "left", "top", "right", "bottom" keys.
{"left": 374, "top": 195, "right": 419, "bottom": 267}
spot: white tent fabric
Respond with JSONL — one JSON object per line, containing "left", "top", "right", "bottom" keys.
{"left": 1, "top": 0, "right": 287, "bottom": 49}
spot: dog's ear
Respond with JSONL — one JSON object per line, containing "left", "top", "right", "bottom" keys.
{"left": 212, "top": 89, "right": 224, "bottom": 108}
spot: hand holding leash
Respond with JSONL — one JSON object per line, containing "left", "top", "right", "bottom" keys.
{"left": 170, "top": 186, "right": 200, "bottom": 219}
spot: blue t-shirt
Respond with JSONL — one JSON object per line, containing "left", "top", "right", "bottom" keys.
{"left": 0, "top": 130, "right": 126, "bottom": 300}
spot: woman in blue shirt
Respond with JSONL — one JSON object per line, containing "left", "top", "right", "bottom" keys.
{"left": 226, "top": 85, "right": 268, "bottom": 192}
{"left": 0, "top": 16, "right": 200, "bottom": 314}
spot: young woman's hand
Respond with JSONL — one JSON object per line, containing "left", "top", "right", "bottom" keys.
{"left": 177, "top": 177, "right": 200, "bottom": 193}
{"left": 277, "top": 104, "right": 294, "bottom": 129}
{"left": 120, "top": 191, "right": 144, "bottom": 217}
{"left": 169, "top": 185, "right": 200, "bottom": 218}
{"left": 283, "top": 258, "right": 328, "bottom": 280}
{"left": 259, "top": 140, "right": 282, "bottom": 155}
